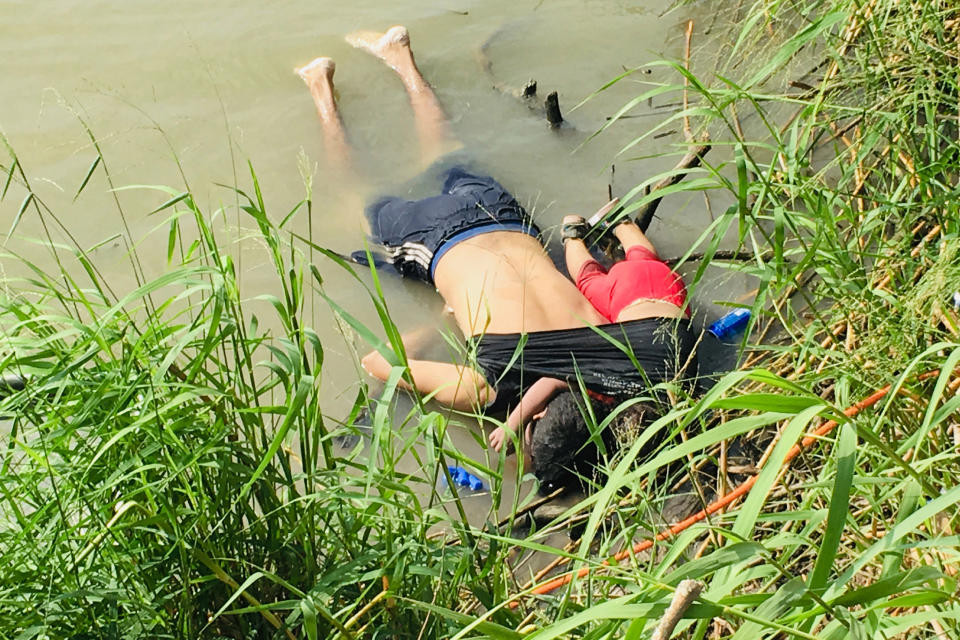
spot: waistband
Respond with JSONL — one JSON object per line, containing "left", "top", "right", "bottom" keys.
{"left": 429, "top": 221, "right": 541, "bottom": 280}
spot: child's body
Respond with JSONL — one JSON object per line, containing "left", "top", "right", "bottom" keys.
{"left": 488, "top": 206, "right": 690, "bottom": 453}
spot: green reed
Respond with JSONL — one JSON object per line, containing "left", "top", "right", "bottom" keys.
{"left": 0, "top": 140, "right": 534, "bottom": 637}
{"left": 493, "top": 0, "right": 960, "bottom": 637}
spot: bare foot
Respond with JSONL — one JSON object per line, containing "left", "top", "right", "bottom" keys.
{"left": 345, "top": 25, "right": 412, "bottom": 70}
{"left": 295, "top": 56, "right": 336, "bottom": 84}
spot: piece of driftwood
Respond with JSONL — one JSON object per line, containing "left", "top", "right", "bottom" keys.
{"left": 635, "top": 142, "right": 712, "bottom": 232}
{"left": 544, "top": 91, "right": 563, "bottom": 128}
{"left": 475, "top": 26, "right": 569, "bottom": 130}
{"left": 625, "top": 20, "right": 710, "bottom": 231}
{"left": 474, "top": 25, "right": 513, "bottom": 94}
{"left": 435, "top": 490, "right": 565, "bottom": 547}
{"left": 661, "top": 249, "right": 758, "bottom": 267}
{"left": 496, "top": 487, "right": 565, "bottom": 529}
{"left": 475, "top": 25, "right": 542, "bottom": 103}
{"left": 654, "top": 129, "right": 679, "bottom": 139}
{"left": 521, "top": 79, "right": 537, "bottom": 99}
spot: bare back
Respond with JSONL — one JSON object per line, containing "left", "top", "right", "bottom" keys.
{"left": 433, "top": 231, "right": 606, "bottom": 336}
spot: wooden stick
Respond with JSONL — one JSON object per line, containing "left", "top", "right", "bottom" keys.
{"left": 629, "top": 20, "right": 711, "bottom": 231}
{"left": 635, "top": 143, "right": 712, "bottom": 231}
{"left": 528, "top": 540, "right": 579, "bottom": 584}
{"left": 474, "top": 25, "right": 513, "bottom": 94}
{"left": 682, "top": 20, "right": 695, "bottom": 142}
{"left": 521, "top": 79, "right": 537, "bottom": 99}
{"left": 496, "top": 487, "right": 565, "bottom": 529}
{"left": 433, "top": 487, "right": 567, "bottom": 547}
{"left": 661, "top": 249, "right": 759, "bottom": 267}
{"left": 651, "top": 580, "right": 704, "bottom": 640}
{"left": 474, "top": 25, "right": 560, "bottom": 127}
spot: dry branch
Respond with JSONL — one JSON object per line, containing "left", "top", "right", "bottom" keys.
{"left": 635, "top": 142, "right": 712, "bottom": 231}
{"left": 651, "top": 580, "right": 704, "bottom": 640}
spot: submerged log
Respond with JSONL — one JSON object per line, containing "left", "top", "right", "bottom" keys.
{"left": 521, "top": 79, "right": 537, "bottom": 99}
{"left": 475, "top": 26, "right": 571, "bottom": 130}
{"left": 545, "top": 91, "right": 563, "bottom": 128}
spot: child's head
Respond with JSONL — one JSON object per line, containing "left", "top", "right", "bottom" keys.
{"left": 527, "top": 391, "right": 611, "bottom": 495}
{"left": 527, "top": 390, "right": 663, "bottom": 495}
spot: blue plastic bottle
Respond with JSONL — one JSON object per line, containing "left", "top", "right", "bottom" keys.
{"left": 707, "top": 308, "right": 751, "bottom": 340}
{"left": 446, "top": 466, "right": 485, "bottom": 491}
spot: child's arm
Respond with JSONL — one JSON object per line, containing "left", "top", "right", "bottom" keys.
{"left": 488, "top": 377, "right": 568, "bottom": 453}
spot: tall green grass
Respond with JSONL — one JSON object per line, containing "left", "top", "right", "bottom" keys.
{"left": 2, "top": 0, "right": 960, "bottom": 637}
{"left": 0, "top": 144, "right": 539, "bottom": 637}
{"left": 524, "top": 0, "right": 960, "bottom": 637}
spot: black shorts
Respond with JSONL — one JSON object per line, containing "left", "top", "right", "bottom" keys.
{"left": 365, "top": 166, "right": 540, "bottom": 283}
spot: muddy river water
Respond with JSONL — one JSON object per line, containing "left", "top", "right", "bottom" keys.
{"left": 2, "top": 0, "right": 750, "bottom": 525}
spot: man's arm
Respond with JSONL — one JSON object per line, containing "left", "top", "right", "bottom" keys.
{"left": 488, "top": 377, "right": 568, "bottom": 453}
{"left": 361, "top": 349, "right": 495, "bottom": 411}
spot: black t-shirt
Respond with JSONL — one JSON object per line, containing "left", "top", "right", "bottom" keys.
{"left": 470, "top": 317, "right": 699, "bottom": 409}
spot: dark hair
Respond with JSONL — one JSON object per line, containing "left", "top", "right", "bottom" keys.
{"left": 529, "top": 391, "right": 613, "bottom": 495}
{"left": 529, "top": 391, "right": 664, "bottom": 496}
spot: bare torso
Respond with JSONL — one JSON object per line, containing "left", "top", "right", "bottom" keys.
{"left": 615, "top": 299, "right": 685, "bottom": 323}
{"left": 433, "top": 231, "right": 606, "bottom": 336}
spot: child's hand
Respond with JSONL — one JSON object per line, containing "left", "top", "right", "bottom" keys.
{"left": 488, "top": 426, "right": 514, "bottom": 453}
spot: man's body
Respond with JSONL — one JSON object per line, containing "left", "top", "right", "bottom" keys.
{"left": 435, "top": 231, "right": 604, "bottom": 337}
{"left": 299, "top": 25, "right": 696, "bottom": 416}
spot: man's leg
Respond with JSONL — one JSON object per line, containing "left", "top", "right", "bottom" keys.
{"left": 296, "top": 57, "right": 355, "bottom": 181}
{"left": 347, "top": 26, "right": 460, "bottom": 167}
